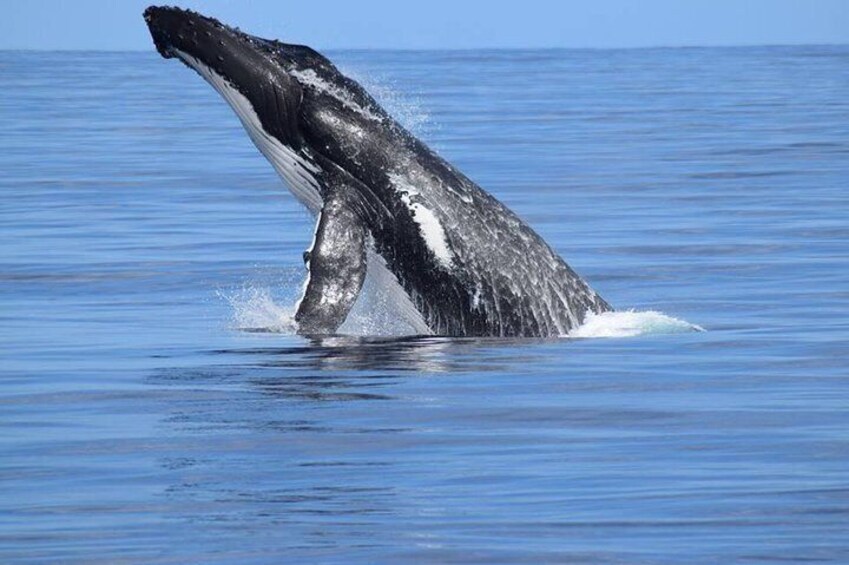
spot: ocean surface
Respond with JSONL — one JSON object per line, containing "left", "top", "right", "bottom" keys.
{"left": 2, "top": 46, "right": 848, "bottom": 563}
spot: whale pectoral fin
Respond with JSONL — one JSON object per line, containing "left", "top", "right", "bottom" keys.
{"left": 295, "top": 192, "right": 367, "bottom": 336}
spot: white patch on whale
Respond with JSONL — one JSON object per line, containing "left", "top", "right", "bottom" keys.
{"left": 471, "top": 286, "right": 482, "bottom": 309}
{"left": 290, "top": 68, "right": 382, "bottom": 122}
{"left": 292, "top": 212, "right": 323, "bottom": 316}
{"left": 389, "top": 173, "right": 454, "bottom": 269}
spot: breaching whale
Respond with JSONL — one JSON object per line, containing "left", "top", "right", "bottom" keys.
{"left": 143, "top": 6, "right": 612, "bottom": 337}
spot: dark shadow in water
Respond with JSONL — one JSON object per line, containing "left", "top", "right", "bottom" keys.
{"left": 212, "top": 334, "right": 563, "bottom": 374}
{"left": 149, "top": 335, "right": 572, "bottom": 409}
{"left": 149, "top": 335, "right": 566, "bottom": 412}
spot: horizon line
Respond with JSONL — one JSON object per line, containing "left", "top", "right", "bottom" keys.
{"left": 1, "top": 42, "right": 846, "bottom": 53}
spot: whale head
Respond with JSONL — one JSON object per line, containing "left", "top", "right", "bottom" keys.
{"left": 143, "top": 6, "right": 392, "bottom": 212}
{"left": 144, "top": 6, "right": 309, "bottom": 146}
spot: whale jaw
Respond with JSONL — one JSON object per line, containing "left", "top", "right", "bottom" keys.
{"left": 173, "top": 49, "right": 324, "bottom": 213}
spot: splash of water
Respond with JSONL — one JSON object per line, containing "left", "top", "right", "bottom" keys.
{"left": 218, "top": 285, "right": 297, "bottom": 334}
{"left": 221, "top": 285, "right": 702, "bottom": 339}
{"left": 570, "top": 310, "right": 704, "bottom": 338}
{"left": 219, "top": 281, "right": 420, "bottom": 337}
{"left": 341, "top": 66, "right": 434, "bottom": 137}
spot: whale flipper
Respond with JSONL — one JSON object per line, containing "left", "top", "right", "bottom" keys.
{"left": 295, "top": 186, "right": 367, "bottom": 335}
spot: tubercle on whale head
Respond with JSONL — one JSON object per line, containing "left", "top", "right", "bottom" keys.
{"left": 143, "top": 5, "right": 228, "bottom": 59}
{"left": 142, "top": 5, "right": 338, "bottom": 90}
{"left": 143, "top": 5, "right": 308, "bottom": 148}
{"left": 143, "top": 5, "right": 391, "bottom": 167}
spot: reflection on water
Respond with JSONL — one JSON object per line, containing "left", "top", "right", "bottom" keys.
{"left": 216, "top": 335, "right": 554, "bottom": 373}
{"left": 3, "top": 47, "right": 849, "bottom": 562}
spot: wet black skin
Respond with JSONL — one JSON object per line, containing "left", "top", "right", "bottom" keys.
{"left": 144, "top": 6, "right": 612, "bottom": 336}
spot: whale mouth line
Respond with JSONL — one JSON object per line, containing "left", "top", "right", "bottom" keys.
{"left": 157, "top": 43, "right": 177, "bottom": 60}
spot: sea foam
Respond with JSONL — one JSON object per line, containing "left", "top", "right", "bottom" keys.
{"left": 221, "top": 285, "right": 702, "bottom": 339}
{"left": 570, "top": 310, "right": 704, "bottom": 338}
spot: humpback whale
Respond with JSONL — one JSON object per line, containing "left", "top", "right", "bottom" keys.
{"left": 143, "top": 6, "right": 612, "bottom": 337}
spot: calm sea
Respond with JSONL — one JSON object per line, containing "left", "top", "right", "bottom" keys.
{"left": 1, "top": 47, "right": 848, "bottom": 563}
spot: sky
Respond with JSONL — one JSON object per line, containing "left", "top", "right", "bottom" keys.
{"left": 2, "top": 0, "right": 847, "bottom": 50}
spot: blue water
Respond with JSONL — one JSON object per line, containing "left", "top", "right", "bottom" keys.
{"left": 2, "top": 46, "right": 848, "bottom": 563}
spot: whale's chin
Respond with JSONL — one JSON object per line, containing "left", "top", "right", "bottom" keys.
{"left": 172, "top": 48, "right": 325, "bottom": 214}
